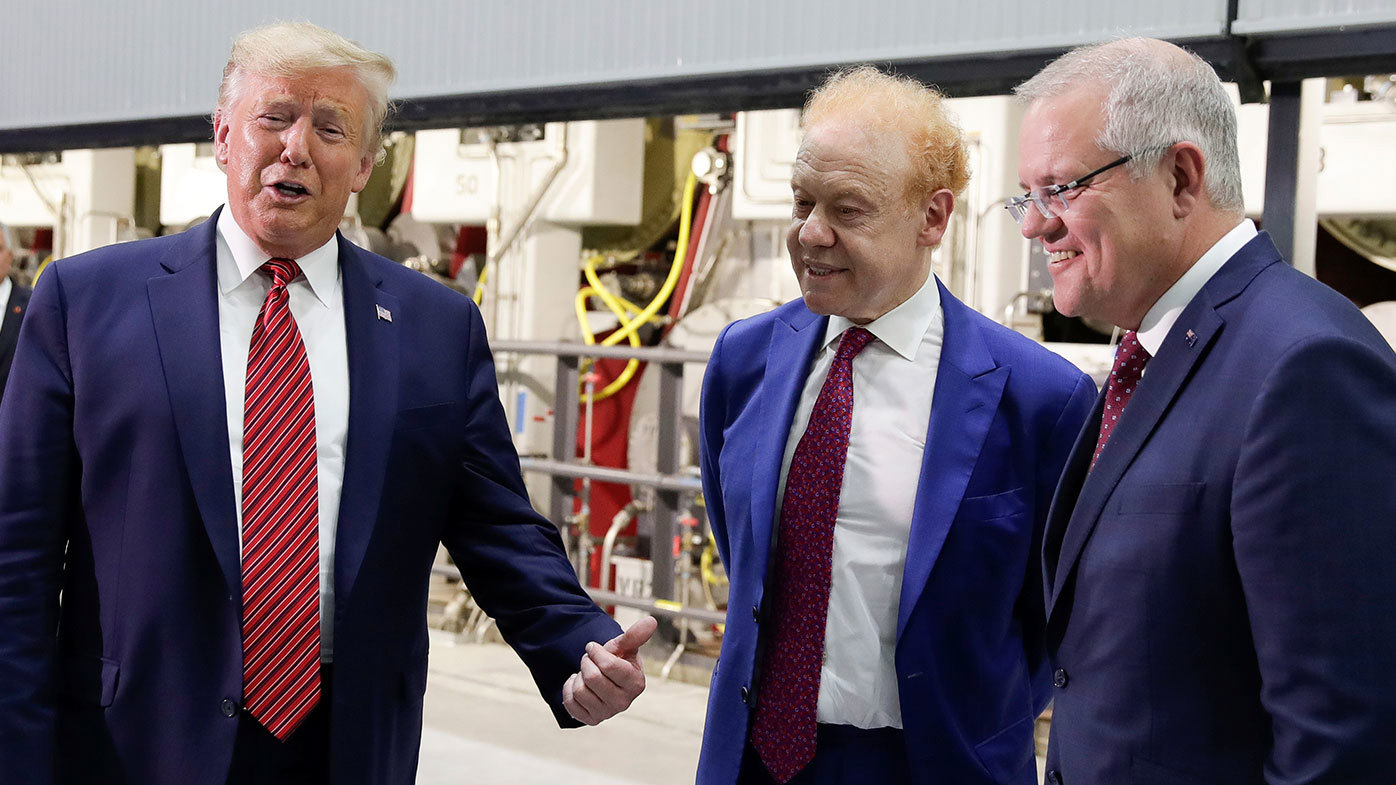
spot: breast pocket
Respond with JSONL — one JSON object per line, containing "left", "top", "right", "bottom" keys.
{"left": 958, "top": 487, "right": 1028, "bottom": 522}
{"left": 1116, "top": 482, "right": 1205, "bottom": 516}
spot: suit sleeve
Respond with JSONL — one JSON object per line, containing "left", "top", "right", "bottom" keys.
{"left": 439, "top": 302, "right": 620, "bottom": 728}
{"left": 698, "top": 323, "right": 734, "bottom": 571}
{"left": 1231, "top": 335, "right": 1396, "bottom": 783}
{"left": 0, "top": 270, "right": 77, "bottom": 784}
{"left": 1023, "top": 371, "right": 1097, "bottom": 715}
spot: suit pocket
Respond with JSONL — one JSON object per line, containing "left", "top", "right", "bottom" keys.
{"left": 396, "top": 402, "right": 457, "bottom": 432}
{"left": 959, "top": 487, "right": 1028, "bottom": 521}
{"left": 973, "top": 714, "right": 1036, "bottom": 783}
{"left": 58, "top": 654, "right": 120, "bottom": 707}
{"left": 1117, "top": 482, "right": 1205, "bottom": 516}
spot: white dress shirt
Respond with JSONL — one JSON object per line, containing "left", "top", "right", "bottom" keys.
{"left": 1136, "top": 219, "right": 1257, "bottom": 357}
{"left": 0, "top": 277, "right": 12, "bottom": 338}
{"left": 216, "top": 208, "right": 350, "bottom": 662}
{"left": 776, "top": 269, "right": 943, "bottom": 729}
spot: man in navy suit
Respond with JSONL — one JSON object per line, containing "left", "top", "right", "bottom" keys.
{"left": 0, "top": 220, "right": 33, "bottom": 405}
{"left": 1014, "top": 38, "right": 1396, "bottom": 785}
{"left": 0, "top": 22, "right": 651, "bottom": 785}
{"left": 696, "top": 66, "right": 1097, "bottom": 785}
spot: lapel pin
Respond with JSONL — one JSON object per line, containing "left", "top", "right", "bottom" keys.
{"left": 10, "top": 306, "right": 19, "bottom": 314}
{"left": 376, "top": 304, "right": 393, "bottom": 323}
{"left": 1185, "top": 329, "right": 1197, "bottom": 347}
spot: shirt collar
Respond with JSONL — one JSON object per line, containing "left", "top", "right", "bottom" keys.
{"left": 823, "top": 267, "right": 941, "bottom": 361}
{"left": 1136, "top": 219, "right": 1256, "bottom": 356}
{"left": 216, "top": 207, "right": 339, "bottom": 307}
{"left": 0, "top": 276, "right": 11, "bottom": 308}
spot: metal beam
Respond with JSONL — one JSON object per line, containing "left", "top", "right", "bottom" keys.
{"left": 1262, "top": 81, "right": 1301, "bottom": 265}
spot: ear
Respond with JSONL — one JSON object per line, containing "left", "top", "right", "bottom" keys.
{"left": 1168, "top": 142, "right": 1207, "bottom": 219}
{"left": 916, "top": 189, "right": 955, "bottom": 248}
{"left": 212, "top": 111, "right": 231, "bottom": 173}
{"left": 351, "top": 149, "right": 375, "bottom": 194}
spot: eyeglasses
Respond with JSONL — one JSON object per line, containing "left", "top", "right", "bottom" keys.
{"left": 1004, "top": 154, "right": 1133, "bottom": 223}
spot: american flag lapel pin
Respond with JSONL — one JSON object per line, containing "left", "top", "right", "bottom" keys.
{"left": 376, "top": 304, "right": 393, "bottom": 322}
{"left": 1185, "top": 328, "right": 1197, "bottom": 347}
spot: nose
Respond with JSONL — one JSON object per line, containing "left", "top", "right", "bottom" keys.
{"left": 798, "top": 212, "right": 834, "bottom": 248}
{"left": 280, "top": 118, "right": 311, "bottom": 167}
{"left": 1017, "top": 206, "right": 1059, "bottom": 241}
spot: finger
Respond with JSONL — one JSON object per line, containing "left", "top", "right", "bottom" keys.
{"left": 563, "top": 673, "right": 597, "bottom": 725}
{"left": 586, "top": 641, "right": 646, "bottom": 698}
{"left": 579, "top": 651, "right": 629, "bottom": 708}
{"left": 604, "top": 615, "right": 658, "bottom": 659}
{"left": 568, "top": 678, "right": 607, "bottom": 724}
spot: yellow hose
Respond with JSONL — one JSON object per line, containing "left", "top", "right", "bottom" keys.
{"left": 573, "top": 170, "right": 699, "bottom": 403}
{"left": 472, "top": 264, "right": 488, "bottom": 306}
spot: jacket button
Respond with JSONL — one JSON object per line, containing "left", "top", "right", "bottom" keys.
{"left": 740, "top": 686, "right": 751, "bottom": 705}
{"left": 221, "top": 698, "right": 239, "bottom": 718}
{"left": 1053, "top": 668, "right": 1069, "bottom": 688}
{"left": 752, "top": 604, "right": 760, "bottom": 623}
{"left": 1046, "top": 770, "right": 1062, "bottom": 785}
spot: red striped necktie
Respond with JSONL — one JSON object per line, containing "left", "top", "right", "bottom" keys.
{"left": 241, "top": 257, "right": 321, "bottom": 740}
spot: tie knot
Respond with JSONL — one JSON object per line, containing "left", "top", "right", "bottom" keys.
{"left": 834, "top": 327, "right": 875, "bottom": 361}
{"left": 1111, "top": 330, "right": 1151, "bottom": 380}
{"left": 261, "top": 258, "right": 302, "bottom": 288}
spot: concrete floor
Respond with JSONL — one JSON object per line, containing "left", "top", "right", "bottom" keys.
{"left": 416, "top": 629, "right": 1047, "bottom": 784}
{"left": 416, "top": 630, "right": 709, "bottom": 784}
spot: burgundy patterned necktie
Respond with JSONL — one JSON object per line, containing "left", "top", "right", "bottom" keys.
{"left": 751, "top": 326, "right": 876, "bottom": 783}
{"left": 241, "top": 257, "right": 321, "bottom": 740}
{"left": 1092, "top": 330, "right": 1150, "bottom": 468}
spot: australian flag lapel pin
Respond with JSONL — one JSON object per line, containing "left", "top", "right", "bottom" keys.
{"left": 376, "top": 304, "right": 393, "bottom": 323}
{"left": 1185, "top": 328, "right": 1197, "bottom": 347}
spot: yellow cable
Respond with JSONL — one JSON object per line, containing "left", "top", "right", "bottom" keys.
{"left": 472, "top": 264, "right": 488, "bottom": 306}
{"left": 572, "top": 170, "right": 699, "bottom": 403}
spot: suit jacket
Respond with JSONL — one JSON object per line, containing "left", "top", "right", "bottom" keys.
{"left": 1042, "top": 232, "right": 1396, "bottom": 785}
{"left": 0, "top": 212, "right": 621, "bottom": 785}
{"left": 0, "top": 279, "right": 32, "bottom": 405}
{"left": 697, "top": 281, "right": 1097, "bottom": 785}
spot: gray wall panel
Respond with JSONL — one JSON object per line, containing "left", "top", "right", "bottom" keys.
{"left": 2, "top": 0, "right": 1228, "bottom": 133}
{"left": 1235, "top": 0, "right": 1396, "bottom": 34}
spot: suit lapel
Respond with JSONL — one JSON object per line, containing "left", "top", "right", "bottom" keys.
{"left": 749, "top": 306, "right": 825, "bottom": 580}
{"left": 333, "top": 238, "right": 400, "bottom": 607}
{"left": 0, "top": 285, "right": 27, "bottom": 358}
{"left": 897, "top": 284, "right": 1006, "bottom": 638}
{"left": 1046, "top": 233, "right": 1283, "bottom": 620}
{"left": 147, "top": 213, "right": 241, "bottom": 596}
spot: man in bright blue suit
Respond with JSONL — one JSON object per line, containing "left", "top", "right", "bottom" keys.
{"left": 1014, "top": 38, "right": 1396, "bottom": 785}
{"left": 696, "top": 66, "right": 1097, "bottom": 785}
{"left": 0, "top": 22, "right": 651, "bottom": 785}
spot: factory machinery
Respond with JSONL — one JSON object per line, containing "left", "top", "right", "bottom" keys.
{"left": 4, "top": 78, "right": 1396, "bottom": 676}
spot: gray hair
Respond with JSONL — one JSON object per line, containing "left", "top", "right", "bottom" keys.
{"left": 1014, "top": 37, "right": 1244, "bottom": 214}
{"left": 216, "top": 21, "right": 396, "bottom": 163}
{"left": 0, "top": 219, "right": 15, "bottom": 258}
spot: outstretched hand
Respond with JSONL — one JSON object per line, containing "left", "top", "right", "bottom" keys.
{"left": 562, "top": 615, "right": 658, "bottom": 726}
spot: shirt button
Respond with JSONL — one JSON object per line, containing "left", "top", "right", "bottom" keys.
{"left": 1053, "top": 668, "right": 1069, "bottom": 689}
{"left": 1046, "top": 770, "right": 1062, "bottom": 785}
{"left": 221, "top": 698, "right": 239, "bottom": 718}
{"left": 752, "top": 604, "right": 760, "bottom": 623}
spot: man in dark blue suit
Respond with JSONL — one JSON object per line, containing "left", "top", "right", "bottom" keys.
{"left": 696, "top": 66, "right": 1097, "bottom": 785}
{"left": 1014, "top": 38, "right": 1396, "bottom": 785}
{"left": 0, "top": 220, "right": 32, "bottom": 405}
{"left": 0, "top": 22, "right": 651, "bottom": 785}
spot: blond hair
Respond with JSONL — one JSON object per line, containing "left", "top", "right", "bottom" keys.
{"left": 803, "top": 65, "right": 970, "bottom": 203}
{"left": 217, "top": 21, "right": 396, "bottom": 162}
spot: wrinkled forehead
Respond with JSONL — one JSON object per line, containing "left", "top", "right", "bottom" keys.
{"left": 796, "top": 119, "right": 912, "bottom": 188}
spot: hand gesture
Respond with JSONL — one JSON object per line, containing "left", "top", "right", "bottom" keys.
{"left": 562, "top": 615, "right": 658, "bottom": 725}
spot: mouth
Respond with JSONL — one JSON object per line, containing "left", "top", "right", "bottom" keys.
{"left": 267, "top": 181, "right": 311, "bottom": 199}
{"left": 802, "top": 261, "right": 846, "bottom": 278}
{"left": 1047, "top": 249, "right": 1080, "bottom": 265}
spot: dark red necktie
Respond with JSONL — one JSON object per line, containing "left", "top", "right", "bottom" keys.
{"left": 241, "top": 257, "right": 321, "bottom": 740}
{"left": 1092, "top": 330, "right": 1150, "bottom": 468}
{"left": 751, "top": 326, "right": 875, "bottom": 783}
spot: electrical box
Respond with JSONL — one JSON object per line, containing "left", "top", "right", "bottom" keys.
{"left": 731, "top": 109, "right": 802, "bottom": 221}
{"left": 159, "top": 143, "right": 226, "bottom": 228}
{"left": 410, "top": 119, "right": 644, "bottom": 226}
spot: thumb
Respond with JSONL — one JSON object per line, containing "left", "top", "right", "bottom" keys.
{"left": 604, "top": 615, "right": 658, "bottom": 659}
